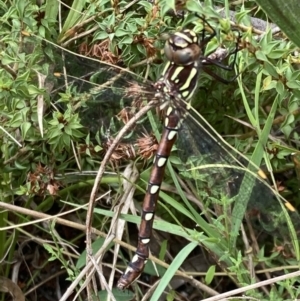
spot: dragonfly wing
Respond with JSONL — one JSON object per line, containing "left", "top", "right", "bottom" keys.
{"left": 176, "top": 103, "right": 299, "bottom": 241}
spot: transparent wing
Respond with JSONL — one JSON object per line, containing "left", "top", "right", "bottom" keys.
{"left": 175, "top": 102, "right": 300, "bottom": 243}
{"left": 20, "top": 34, "right": 160, "bottom": 160}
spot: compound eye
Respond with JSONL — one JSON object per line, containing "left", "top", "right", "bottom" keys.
{"left": 164, "top": 41, "right": 201, "bottom": 65}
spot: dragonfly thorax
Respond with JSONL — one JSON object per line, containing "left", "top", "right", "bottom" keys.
{"left": 164, "top": 29, "right": 202, "bottom": 65}
{"left": 153, "top": 58, "right": 200, "bottom": 104}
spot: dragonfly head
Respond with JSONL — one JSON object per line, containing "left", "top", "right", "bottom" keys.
{"left": 164, "top": 29, "right": 202, "bottom": 65}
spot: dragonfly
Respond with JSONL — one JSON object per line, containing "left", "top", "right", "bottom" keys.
{"left": 10, "top": 18, "right": 299, "bottom": 293}
{"left": 116, "top": 21, "right": 242, "bottom": 289}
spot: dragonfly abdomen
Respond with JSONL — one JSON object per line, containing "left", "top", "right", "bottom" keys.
{"left": 117, "top": 107, "right": 181, "bottom": 289}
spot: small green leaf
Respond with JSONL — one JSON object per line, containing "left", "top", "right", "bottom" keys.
{"left": 14, "top": 161, "right": 28, "bottom": 170}
{"left": 27, "top": 84, "right": 43, "bottom": 96}
{"left": 94, "top": 145, "right": 102, "bottom": 152}
{"left": 16, "top": 70, "right": 30, "bottom": 81}
{"left": 127, "top": 22, "right": 137, "bottom": 33}
{"left": 186, "top": 0, "right": 203, "bottom": 14}
{"left": 205, "top": 38, "right": 219, "bottom": 56}
{"left": 120, "top": 36, "right": 133, "bottom": 45}
{"left": 115, "top": 28, "right": 129, "bottom": 37}
{"left": 10, "top": 112, "right": 23, "bottom": 127}
{"left": 20, "top": 121, "right": 31, "bottom": 139}
{"left": 166, "top": 290, "right": 176, "bottom": 301}
{"left": 205, "top": 265, "right": 216, "bottom": 285}
{"left": 235, "top": 9, "right": 252, "bottom": 26}
{"left": 138, "top": 0, "right": 152, "bottom": 12}
{"left": 219, "top": 18, "right": 231, "bottom": 33}
{"left": 106, "top": 13, "right": 115, "bottom": 27}
{"left": 158, "top": 240, "right": 168, "bottom": 260}
{"left": 286, "top": 80, "right": 300, "bottom": 89}
{"left": 256, "top": 50, "right": 269, "bottom": 62}
{"left": 62, "top": 133, "right": 70, "bottom": 147}
{"left": 268, "top": 49, "right": 289, "bottom": 59}
{"left": 276, "top": 80, "right": 285, "bottom": 96}
{"left": 160, "top": 0, "right": 176, "bottom": 17}
{"left": 93, "top": 31, "right": 109, "bottom": 41}
{"left": 262, "top": 76, "right": 276, "bottom": 91}
{"left": 263, "top": 62, "right": 278, "bottom": 78}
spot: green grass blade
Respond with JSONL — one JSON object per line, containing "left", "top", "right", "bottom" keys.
{"left": 230, "top": 72, "right": 278, "bottom": 246}
{"left": 150, "top": 241, "right": 198, "bottom": 301}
